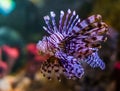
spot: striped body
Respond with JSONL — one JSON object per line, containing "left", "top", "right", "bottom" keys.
{"left": 37, "top": 9, "right": 108, "bottom": 80}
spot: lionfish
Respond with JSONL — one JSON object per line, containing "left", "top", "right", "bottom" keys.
{"left": 37, "top": 9, "right": 108, "bottom": 81}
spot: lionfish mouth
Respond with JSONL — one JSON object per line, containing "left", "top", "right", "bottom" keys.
{"left": 37, "top": 9, "right": 108, "bottom": 80}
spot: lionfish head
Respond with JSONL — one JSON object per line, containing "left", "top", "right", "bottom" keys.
{"left": 37, "top": 36, "right": 54, "bottom": 56}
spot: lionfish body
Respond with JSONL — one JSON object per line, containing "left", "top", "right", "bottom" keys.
{"left": 37, "top": 9, "right": 108, "bottom": 80}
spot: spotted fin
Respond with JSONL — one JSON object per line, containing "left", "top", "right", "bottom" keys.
{"left": 40, "top": 57, "right": 64, "bottom": 81}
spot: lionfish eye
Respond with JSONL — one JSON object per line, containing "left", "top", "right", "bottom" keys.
{"left": 39, "top": 51, "right": 45, "bottom": 56}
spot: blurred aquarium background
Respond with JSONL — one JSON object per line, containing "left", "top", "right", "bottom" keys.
{"left": 0, "top": 0, "right": 120, "bottom": 91}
